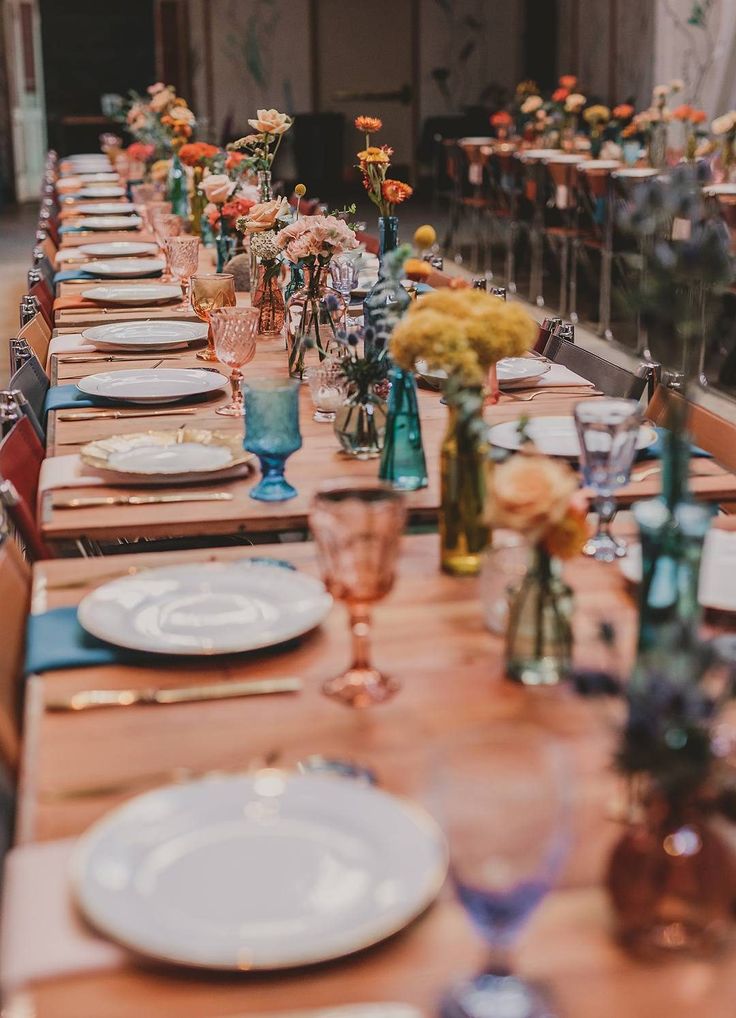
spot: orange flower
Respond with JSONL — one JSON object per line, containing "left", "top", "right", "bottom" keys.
{"left": 552, "top": 87, "right": 570, "bottom": 103}
{"left": 178, "top": 142, "right": 220, "bottom": 166}
{"left": 355, "top": 115, "right": 382, "bottom": 133}
{"left": 381, "top": 179, "right": 413, "bottom": 204}
{"left": 490, "top": 110, "right": 513, "bottom": 127}
{"left": 672, "top": 103, "right": 693, "bottom": 121}
{"left": 559, "top": 74, "right": 578, "bottom": 89}
{"left": 691, "top": 108, "right": 707, "bottom": 124}
{"left": 543, "top": 496, "right": 589, "bottom": 559}
{"left": 613, "top": 103, "right": 635, "bottom": 120}
{"left": 225, "top": 151, "right": 247, "bottom": 172}
{"left": 403, "top": 257, "right": 432, "bottom": 280}
{"left": 358, "top": 146, "right": 391, "bottom": 164}
{"left": 621, "top": 122, "right": 639, "bottom": 138}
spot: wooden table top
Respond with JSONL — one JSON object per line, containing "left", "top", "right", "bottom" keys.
{"left": 13, "top": 532, "right": 736, "bottom": 1018}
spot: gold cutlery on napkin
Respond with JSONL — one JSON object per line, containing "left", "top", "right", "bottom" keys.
{"left": 57, "top": 407, "right": 196, "bottom": 421}
{"left": 505, "top": 386, "right": 601, "bottom": 402}
{"left": 58, "top": 354, "right": 178, "bottom": 363}
{"left": 53, "top": 492, "right": 233, "bottom": 508}
{"left": 46, "top": 677, "right": 303, "bottom": 712}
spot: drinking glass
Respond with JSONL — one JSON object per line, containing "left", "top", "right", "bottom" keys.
{"left": 143, "top": 198, "right": 172, "bottom": 234}
{"left": 305, "top": 360, "right": 348, "bottom": 422}
{"left": 574, "top": 398, "right": 643, "bottom": 561}
{"left": 165, "top": 236, "right": 200, "bottom": 303}
{"left": 244, "top": 378, "right": 302, "bottom": 501}
{"left": 434, "top": 723, "right": 570, "bottom": 1018}
{"left": 309, "top": 480, "right": 406, "bottom": 708}
{"left": 190, "top": 272, "right": 236, "bottom": 361}
{"left": 131, "top": 182, "right": 157, "bottom": 206}
{"left": 330, "top": 257, "right": 361, "bottom": 326}
{"left": 210, "top": 306, "right": 259, "bottom": 416}
{"left": 153, "top": 212, "right": 182, "bottom": 276}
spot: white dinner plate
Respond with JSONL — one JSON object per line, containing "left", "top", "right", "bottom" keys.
{"left": 620, "top": 529, "right": 736, "bottom": 612}
{"left": 416, "top": 357, "right": 551, "bottom": 389}
{"left": 74, "top": 202, "right": 136, "bottom": 215}
{"left": 77, "top": 173, "right": 120, "bottom": 183}
{"left": 82, "top": 321, "right": 206, "bottom": 351}
{"left": 78, "top": 241, "right": 158, "bottom": 258}
{"left": 77, "top": 367, "right": 228, "bottom": 404}
{"left": 81, "top": 427, "right": 252, "bottom": 484}
{"left": 75, "top": 216, "right": 143, "bottom": 232}
{"left": 77, "top": 186, "right": 127, "bottom": 199}
{"left": 488, "top": 416, "right": 657, "bottom": 457}
{"left": 81, "top": 257, "right": 164, "bottom": 278}
{"left": 77, "top": 560, "right": 333, "bottom": 655}
{"left": 72, "top": 771, "right": 447, "bottom": 969}
{"left": 80, "top": 284, "right": 182, "bottom": 305}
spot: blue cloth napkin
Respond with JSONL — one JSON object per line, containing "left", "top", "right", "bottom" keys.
{"left": 53, "top": 268, "right": 97, "bottom": 284}
{"left": 25, "top": 558, "right": 298, "bottom": 674}
{"left": 58, "top": 224, "right": 89, "bottom": 235}
{"left": 43, "top": 384, "right": 98, "bottom": 417}
{"left": 637, "top": 427, "right": 712, "bottom": 462}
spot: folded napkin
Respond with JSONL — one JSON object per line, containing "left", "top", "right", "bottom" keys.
{"left": 43, "top": 384, "right": 97, "bottom": 417}
{"left": 53, "top": 295, "right": 100, "bottom": 311}
{"left": 53, "top": 268, "right": 97, "bottom": 284}
{"left": 55, "top": 248, "right": 89, "bottom": 266}
{"left": 637, "top": 427, "right": 712, "bottom": 462}
{"left": 0, "top": 838, "right": 126, "bottom": 993}
{"left": 47, "top": 333, "right": 96, "bottom": 359}
{"left": 504, "top": 363, "right": 594, "bottom": 391}
{"left": 58, "top": 224, "right": 90, "bottom": 235}
{"left": 25, "top": 607, "right": 126, "bottom": 674}
{"left": 38, "top": 454, "right": 106, "bottom": 497}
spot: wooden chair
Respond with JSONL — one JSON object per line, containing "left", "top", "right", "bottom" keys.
{"left": 8, "top": 356, "right": 49, "bottom": 437}
{"left": 542, "top": 336, "right": 647, "bottom": 400}
{"left": 646, "top": 385, "right": 736, "bottom": 472}
{"left": 40, "top": 233, "right": 57, "bottom": 263}
{"left": 0, "top": 534, "right": 31, "bottom": 773}
{"left": 17, "top": 314, "right": 51, "bottom": 371}
{"left": 28, "top": 280, "right": 53, "bottom": 331}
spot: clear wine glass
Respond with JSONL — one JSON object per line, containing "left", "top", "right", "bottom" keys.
{"left": 164, "top": 236, "right": 200, "bottom": 304}
{"left": 330, "top": 256, "right": 360, "bottom": 326}
{"left": 574, "top": 398, "right": 643, "bottom": 561}
{"left": 210, "top": 306, "right": 259, "bottom": 416}
{"left": 434, "top": 723, "right": 570, "bottom": 1018}
{"left": 142, "top": 198, "right": 172, "bottom": 234}
{"left": 190, "top": 273, "right": 236, "bottom": 361}
{"left": 309, "top": 479, "right": 406, "bottom": 708}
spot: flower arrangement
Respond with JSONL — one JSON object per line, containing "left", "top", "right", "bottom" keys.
{"left": 490, "top": 110, "right": 514, "bottom": 139}
{"left": 390, "top": 289, "right": 537, "bottom": 388}
{"left": 206, "top": 193, "right": 256, "bottom": 231}
{"left": 124, "top": 82, "right": 197, "bottom": 156}
{"left": 275, "top": 214, "right": 358, "bottom": 265}
{"left": 672, "top": 104, "right": 708, "bottom": 159}
{"left": 711, "top": 109, "right": 736, "bottom": 176}
{"left": 231, "top": 109, "right": 293, "bottom": 172}
{"left": 354, "top": 116, "right": 413, "bottom": 216}
{"left": 126, "top": 141, "right": 155, "bottom": 164}
{"left": 178, "top": 142, "right": 220, "bottom": 168}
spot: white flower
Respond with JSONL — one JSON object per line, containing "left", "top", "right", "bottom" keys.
{"left": 712, "top": 111, "right": 736, "bottom": 135}
{"left": 249, "top": 230, "right": 281, "bottom": 260}
{"left": 565, "top": 93, "right": 587, "bottom": 113}
{"left": 200, "top": 172, "right": 235, "bottom": 204}
{"left": 168, "top": 105, "right": 196, "bottom": 126}
{"left": 670, "top": 79, "right": 684, "bottom": 92}
{"left": 521, "top": 95, "right": 543, "bottom": 114}
{"left": 653, "top": 84, "right": 670, "bottom": 99}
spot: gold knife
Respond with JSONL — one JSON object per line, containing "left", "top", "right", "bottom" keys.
{"left": 46, "top": 676, "right": 303, "bottom": 711}
{"left": 57, "top": 407, "right": 197, "bottom": 421}
{"left": 53, "top": 492, "right": 234, "bottom": 508}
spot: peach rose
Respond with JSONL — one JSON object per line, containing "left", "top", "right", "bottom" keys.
{"left": 244, "top": 197, "right": 289, "bottom": 232}
{"left": 565, "top": 93, "right": 587, "bottom": 113}
{"left": 521, "top": 95, "right": 543, "bottom": 114}
{"left": 150, "top": 87, "right": 175, "bottom": 113}
{"left": 168, "top": 104, "right": 195, "bottom": 126}
{"left": 486, "top": 454, "right": 579, "bottom": 540}
{"left": 247, "top": 109, "right": 292, "bottom": 136}
{"left": 201, "top": 173, "right": 235, "bottom": 204}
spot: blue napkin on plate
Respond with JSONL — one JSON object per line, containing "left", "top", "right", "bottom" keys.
{"left": 25, "top": 558, "right": 298, "bottom": 674}
{"left": 53, "top": 269, "right": 97, "bottom": 284}
{"left": 43, "top": 384, "right": 98, "bottom": 417}
{"left": 637, "top": 427, "right": 712, "bottom": 462}
{"left": 58, "top": 224, "right": 89, "bottom": 235}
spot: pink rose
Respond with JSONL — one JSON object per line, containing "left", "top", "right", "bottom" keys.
{"left": 147, "top": 82, "right": 166, "bottom": 95}
{"left": 201, "top": 173, "right": 235, "bottom": 204}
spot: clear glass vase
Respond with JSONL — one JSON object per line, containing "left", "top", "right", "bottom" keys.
{"left": 333, "top": 390, "right": 388, "bottom": 459}
{"left": 257, "top": 168, "right": 273, "bottom": 201}
{"left": 505, "top": 545, "right": 573, "bottom": 685}
{"left": 285, "top": 262, "right": 346, "bottom": 378}
{"left": 439, "top": 399, "right": 490, "bottom": 575}
{"left": 252, "top": 259, "right": 285, "bottom": 337}
{"left": 379, "top": 366, "right": 427, "bottom": 490}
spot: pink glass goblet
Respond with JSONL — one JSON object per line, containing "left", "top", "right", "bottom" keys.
{"left": 210, "top": 306, "right": 259, "bottom": 416}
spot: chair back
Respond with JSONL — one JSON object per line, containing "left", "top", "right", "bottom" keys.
{"left": 646, "top": 385, "right": 736, "bottom": 472}
{"left": 28, "top": 280, "right": 53, "bottom": 331}
{"left": 542, "top": 337, "right": 647, "bottom": 399}
{"left": 17, "top": 314, "right": 51, "bottom": 371}
{"left": 40, "top": 233, "right": 57, "bottom": 262}
{"left": 0, "top": 417, "right": 50, "bottom": 562}
{"left": 9, "top": 356, "right": 50, "bottom": 430}
{"left": 0, "top": 535, "right": 31, "bottom": 773}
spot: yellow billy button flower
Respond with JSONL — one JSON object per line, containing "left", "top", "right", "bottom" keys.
{"left": 294, "top": 183, "right": 307, "bottom": 197}
{"left": 414, "top": 224, "right": 437, "bottom": 250}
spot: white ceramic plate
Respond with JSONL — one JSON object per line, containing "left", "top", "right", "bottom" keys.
{"left": 74, "top": 202, "right": 136, "bottom": 215}
{"left": 620, "top": 529, "right": 736, "bottom": 612}
{"left": 704, "top": 184, "right": 736, "bottom": 196}
{"left": 488, "top": 416, "right": 657, "bottom": 457}
{"left": 80, "top": 427, "right": 252, "bottom": 485}
{"left": 72, "top": 771, "right": 447, "bottom": 969}
{"left": 579, "top": 160, "right": 622, "bottom": 171}
{"left": 75, "top": 216, "right": 143, "bottom": 232}
{"left": 78, "top": 241, "right": 158, "bottom": 258}
{"left": 416, "top": 357, "right": 551, "bottom": 389}
{"left": 77, "top": 560, "right": 333, "bottom": 655}
{"left": 81, "top": 257, "right": 164, "bottom": 278}
{"left": 77, "top": 368, "right": 228, "bottom": 404}
{"left": 77, "top": 186, "right": 127, "bottom": 199}
{"left": 80, "top": 284, "right": 182, "bottom": 305}
{"left": 82, "top": 321, "right": 206, "bottom": 351}
{"left": 77, "top": 173, "right": 120, "bottom": 183}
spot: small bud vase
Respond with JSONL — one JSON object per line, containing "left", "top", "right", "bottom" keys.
{"left": 252, "top": 260, "right": 285, "bottom": 337}
{"left": 334, "top": 388, "right": 388, "bottom": 459}
{"left": 379, "top": 366, "right": 427, "bottom": 490}
{"left": 439, "top": 395, "right": 490, "bottom": 575}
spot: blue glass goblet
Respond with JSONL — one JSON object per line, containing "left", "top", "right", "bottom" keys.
{"left": 244, "top": 378, "right": 302, "bottom": 502}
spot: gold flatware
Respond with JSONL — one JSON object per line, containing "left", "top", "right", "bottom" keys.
{"left": 53, "top": 491, "right": 233, "bottom": 508}
{"left": 505, "top": 387, "right": 601, "bottom": 402}
{"left": 57, "top": 406, "right": 195, "bottom": 421}
{"left": 46, "top": 676, "right": 303, "bottom": 712}
{"left": 58, "top": 354, "right": 176, "bottom": 364}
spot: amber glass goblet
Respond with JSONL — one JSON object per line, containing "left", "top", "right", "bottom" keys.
{"left": 164, "top": 236, "right": 200, "bottom": 303}
{"left": 190, "top": 273, "right": 236, "bottom": 362}
{"left": 309, "top": 479, "right": 406, "bottom": 708}
{"left": 210, "top": 306, "right": 259, "bottom": 416}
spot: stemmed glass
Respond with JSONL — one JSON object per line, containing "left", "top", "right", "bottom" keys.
{"left": 190, "top": 273, "right": 237, "bottom": 361}
{"left": 434, "top": 723, "right": 570, "bottom": 1018}
{"left": 330, "top": 257, "right": 360, "bottom": 326}
{"left": 164, "top": 236, "right": 200, "bottom": 303}
{"left": 210, "top": 306, "right": 259, "bottom": 416}
{"left": 143, "top": 198, "right": 172, "bottom": 234}
{"left": 305, "top": 360, "right": 348, "bottom": 422}
{"left": 309, "top": 480, "right": 406, "bottom": 708}
{"left": 152, "top": 212, "right": 182, "bottom": 277}
{"left": 244, "top": 378, "right": 302, "bottom": 502}
{"left": 574, "top": 398, "right": 643, "bottom": 561}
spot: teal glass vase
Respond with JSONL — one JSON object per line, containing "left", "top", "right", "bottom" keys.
{"left": 379, "top": 366, "right": 428, "bottom": 490}
{"left": 363, "top": 216, "right": 409, "bottom": 345}
{"left": 166, "top": 152, "right": 189, "bottom": 220}
{"left": 215, "top": 219, "right": 234, "bottom": 272}
{"left": 284, "top": 260, "right": 305, "bottom": 304}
